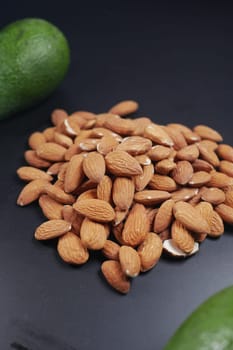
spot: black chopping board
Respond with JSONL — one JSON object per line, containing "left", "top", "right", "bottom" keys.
{"left": 1, "top": 1, "right": 233, "bottom": 349}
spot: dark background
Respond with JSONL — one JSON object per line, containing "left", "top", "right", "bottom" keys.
{"left": 0, "top": 1, "right": 233, "bottom": 349}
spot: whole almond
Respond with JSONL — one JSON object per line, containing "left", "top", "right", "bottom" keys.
{"left": 80, "top": 217, "right": 107, "bottom": 250}
{"left": 134, "top": 154, "right": 151, "bottom": 165}
{"left": 64, "top": 144, "right": 81, "bottom": 161}
{"left": 62, "top": 116, "right": 81, "bottom": 136}
{"left": 47, "top": 162, "right": 66, "bottom": 175}
{"left": 144, "top": 123, "right": 174, "bottom": 146}
{"left": 54, "top": 132, "right": 73, "bottom": 148}
{"left": 43, "top": 127, "right": 55, "bottom": 142}
{"left": 167, "top": 123, "right": 192, "bottom": 134}
{"left": 28, "top": 132, "right": 46, "bottom": 150}
{"left": 17, "top": 166, "right": 52, "bottom": 182}
{"left": 57, "top": 231, "right": 89, "bottom": 264}
{"left": 83, "top": 152, "right": 106, "bottom": 183}
{"left": 116, "top": 136, "right": 152, "bottom": 155}
{"left": 97, "top": 175, "right": 112, "bottom": 202}
{"left": 78, "top": 138, "right": 99, "bottom": 151}
{"left": 171, "top": 220, "right": 195, "bottom": 254}
{"left": 188, "top": 171, "right": 211, "bottom": 187}
{"left": 102, "top": 240, "right": 120, "bottom": 260}
{"left": 24, "top": 150, "right": 51, "bottom": 168}
{"left": 217, "top": 144, "right": 233, "bottom": 162}
{"left": 62, "top": 204, "right": 84, "bottom": 234}
{"left": 207, "top": 171, "right": 232, "bottom": 188}
{"left": 105, "top": 151, "right": 142, "bottom": 176}
{"left": 215, "top": 204, "right": 233, "bottom": 225}
{"left": 208, "top": 210, "right": 224, "bottom": 237}
{"left": 122, "top": 203, "right": 150, "bottom": 246}
{"left": 97, "top": 134, "right": 119, "bottom": 155}
{"left": 17, "top": 179, "right": 48, "bottom": 206}
{"left": 198, "top": 143, "right": 220, "bottom": 167}
{"left": 154, "top": 199, "right": 174, "bottom": 233}
{"left": 112, "top": 177, "right": 135, "bottom": 210}
{"left": 119, "top": 246, "right": 141, "bottom": 277}
{"left": 114, "top": 208, "right": 128, "bottom": 226}
{"left": 176, "top": 144, "right": 199, "bottom": 162}
{"left": 108, "top": 100, "right": 139, "bottom": 116}
{"left": 64, "top": 154, "right": 84, "bottom": 193}
{"left": 101, "top": 260, "right": 130, "bottom": 294}
{"left": 45, "top": 183, "right": 75, "bottom": 204}
{"left": 173, "top": 201, "right": 210, "bottom": 233}
{"left": 77, "top": 188, "right": 97, "bottom": 201}
{"left": 149, "top": 174, "right": 177, "bottom": 191}
{"left": 164, "top": 126, "right": 187, "bottom": 150}
{"left": 180, "top": 130, "right": 201, "bottom": 144}
{"left": 39, "top": 194, "right": 63, "bottom": 220}
{"left": 51, "top": 108, "right": 68, "bottom": 126}
{"left": 225, "top": 189, "right": 233, "bottom": 207}
{"left": 134, "top": 163, "right": 154, "bottom": 191}
{"left": 155, "top": 159, "right": 176, "bottom": 175}
{"left": 104, "top": 115, "right": 136, "bottom": 135}
{"left": 195, "top": 202, "right": 214, "bottom": 230}
{"left": 73, "top": 199, "right": 115, "bottom": 222}
{"left": 35, "top": 219, "right": 71, "bottom": 240}
{"left": 147, "top": 145, "right": 172, "bottom": 161}
{"left": 219, "top": 160, "right": 233, "bottom": 178}
{"left": 36, "top": 142, "right": 67, "bottom": 162}
{"left": 193, "top": 125, "right": 223, "bottom": 142}
{"left": 137, "top": 232, "right": 163, "bottom": 272}
{"left": 131, "top": 117, "right": 152, "bottom": 136}
{"left": 199, "top": 140, "right": 218, "bottom": 151}
{"left": 171, "top": 188, "right": 198, "bottom": 202}
{"left": 171, "top": 160, "right": 193, "bottom": 185}
{"left": 201, "top": 187, "right": 226, "bottom": 205}
{"left": 134, "top": 190, "right": 171, "bottom": 205}
{"left": 192, "top": 159, "right": 214, "bottom": 172}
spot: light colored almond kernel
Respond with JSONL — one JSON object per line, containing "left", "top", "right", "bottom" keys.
{"left": 35, "top": 219, "right": 71, "bottom": 240}
{"left": 102, "top": 240, "right": 120, "bottom": 260}
{"left": 28, "top": 132, "right": 46, "bottom": 150}
{"left": 108, "top": 100, "right": 139, "bottom": 116}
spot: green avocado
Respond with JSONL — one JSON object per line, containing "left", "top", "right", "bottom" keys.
{"left": 164, "top": 286, "right": 233, "bottom": 350}
{"left": 0, "top": 18, "right": 70, "bottom": 119}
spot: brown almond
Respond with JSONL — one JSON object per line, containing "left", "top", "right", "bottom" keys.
{"left": 167, "top": 123, "right": 192, "bottom": 134}
{"left": 134, "top": 164, "right": 154, "bottom": 191}
{"left": 154, "top": 199, "right": 174, "bottom": 233}
{"left": 176, "top": 144, "right": 199, "bottom": 162}
{"left": 105, "top": 150, "right": 142, "bottom": 176}
{"left": 57, "top": 162, "right": 69, "bottom": 181}
{"left": 137, "top": 232, "right": 163, "bottom": 272}
{"left": 171, "top": 220, "right": 195, "bottom": 254}
{"left": 201, "top": 187, "right": 226, "bottom": 205}
{"left": 134, "top": 190, "right": 171, "bottom": 205}
{"left": 134, "top": 154, "right": 151, "bottom": 165}
{"left": 57, "top": 231, "right": 89, "bottom": 264}
{"left": 193, "top": 125, "right": 223, "bottom": 142}
{"left": 43, "top": 127, "right": 55, "bottom": 142}
{"left": 114, "top": 208, "right": 128, "bottom": 226}
{"left": 173, "top": 201, "right": 210, "bottom": 233}
{"left": 108, "top": 100, "right": 139, "bottom": 116}
{"left": 159, "top": 229, "right": 171, "bottom": 242}
{"left": 102, "top": 240, "right": 120, "bottom": 260}
{"left": 131, "top": 117, "right": 152, "bottom": 136}
{"left": 97, "top": 175, "right": 112, "bottom": 203}
{"left": 112, "top": 222, "right": 126, "bottom": 245}
{"left": 112, "top": 177, "right": 135, "bottom": 210}
{"left": 149, "top": 174, "right": 177, "bottom": 191}
{"left": 17, "top": 166, "right": 52, "bottom": 182}
{"left": 171, "top": 188, "right": 198, "bottom": 202}
{"left": 80, "top": 217, "right": 107, "bottom": 250}
{"left": 61, "top": 204, "right": 84, "bottom": 235}
{"left": 116, "top": 136, "right": 152, "bottom": 155}
{"left": 147, "top": 145, "right": 172, "bottom": 161}
{"left": 104, "top": 115, "right": 136, "bottom": 135}
{"left": 225, "top": 189, "right": 233, "bottom": 207}
{"left": 101, "top": 260, "right": 130, "bottom": 294}
{"left": 207, "top": 171, "right": 232, "bottom": 188}
{"left": 155, "top": 159, "right": 176, "bottom": 175}
{"left": 47, "top": 162, "right": 66, "bottom": 175}
{"left": 217, "top": 144, "right": 233, "bottom": 162}
{"left": 198, "top": 143, "right": 220, "bottom": 167}
{"left": 97, "top": 134, "right": 119, "bottom": 155}
{"left": 219, "top": 160, "right": 233, "bottom": 177}
{"left": 195, "top": 201, "right": 214, "bottom": 230}
{"left": 17, "top": 179, "right": 48, "bottom": 206}
{"left": 73, "top": 199, "right": 115, "bottom": 223}
{"left": 198, "top": 140, "right": 218, "bottom": 151}
{"left": 35, "top": 219, "right": 71, "bottom": 240}
{"left": 144, "top": 123, "right": 174, "bottom": 146}
{"left": 51, "top": 108, "right": 68, "bottom": 126}
{"left": 54, "top": 132, "right": 73, "bottom": 148}
{"left": 64, "top": 144, "right": 81, "bottom": 161}
{"left": 64, "top": 154, "right": 84, "bottom": 193}
{"left": 62, "top": 116, "right": 81, "bottom": 136}
{"left": 188, "top": 171, "right": 211, "bottom": 187}
{"left": 82, "top": 152, "right": 106, "bottom": 183}
{"left": 45, "top": 183, "right": 75, "bottom": 204}
{"left": 119, "top": 246, "right": 141, "bottom": 277}
{"left": 164, "top": 126, "right": 187, "bottom": 150}
{"left": 28, "top": 132, "right": 46, "bottom": 150}
{"left": 208, "top": 211, "right": 224, "bottom": 237}
{"left": 192, "top": 159, "right": 214, "bottom": 172}
{"left": 215, "top": 204, "right": 233, "bottom": 225}
{"left": 78, "top": 138, "right": 99, "bottom": 151}
{"left": 36, "top": 142, "right": 66, "bottom": 162}
{"left": 171, "top": 160, "right": 193, "bottom": 185}
{"left": 122, "top": 203, "right": 150, "bottom": 246}
{"left": 39, "top": 194, "right": 63, "bottom": 220}
{"left": 77, "top": 189, "right": 97, "bottom": 201}
{"left": 182, "top": 130, "right": 201, "bottom": 144}
{"left": 24, "top": 150, "right": 51, "bottom": 168}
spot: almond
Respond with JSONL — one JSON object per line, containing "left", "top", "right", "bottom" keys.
{"left": 137, "top": 232, "right": 163, "bottom": 272}
{"left": 35, "top": 219, "right": 71, "bottom": 240}
{"left": 198, "top": 143, "right": 220, "bottom": 167}
{"left": 201, "top": 187, "right": 226, "bottom": 205}
{"left": 155, "top": 159, "right": 176, "bottom": 175}
{"left": 39, "top": 194, "right": 63, "bottom": 220}
{"left": 171, "top": 220, "right": 195, "bottom": 254}
{"left": 57, "top": 162, "right": 69, "bottom": 181}
{"left": 114, "top": 208, "right": 128, "bottom": 226}
{"left": 112, "top": 222, "right": 126, "bottom": 245}
{"left": 215, "top": 204, "right": 233, "bottom": 225}
{"left": 219, "top": 160, "right": 233, "bottom": 177}
{"left": 158, "top": 229, "right": 171, "bottom": 242}
{"left": 171, "top": 188, "right": 198, "bottom": 202}
{"left": 97, "top": 175, "right": 112, "bottom": 203}
{"left": 80, "top": 217, "right": 107, "bottom": 250}
{"left": 57, "top": 231, "right": 89, "bottom": 264}
{"left": 17, "top": 166, "right": 52, "bottom": 182}
{"left": 104, "top": 115, "right": 136, "bottom": 135}
{"left": 119, "top": 246, "right": 141, "bottom": 277}
{"left": 73, "top": 199, "right": 115, "bottom": 222}
{"left": 51, "top": 108, "right": 68, "bottom": 126}
{"left": 83, "top": 151, "right": 106, "bottom": 183}
{"left": 102, "top": 240, "right": 120, "bottom": 260}
{"left": 36, "top": 142, "right": 67, "bottom": 162}
{"left": 47, "top": 162, "right": 66, "bottom": 175}
{"left": 62, "top": 205, "right": 84, "bottom": 234}
{"left": 64, "top": 154, "right": 84, "bottom": 193}
{"left": 225, "top": 189, "right": 233, "bottom": 207}
{"left": 24, "top": 150, "right": 51, "bottom": 168}
{"left": 198, "top": 140, "right": 218, "bottom": 151}
{"left": 105, "top": 150, "right": 142, "bottom": 176}
{"left": 122, "top": 203, "right": 150, "bottom": 246}
{"left": 134, "top": 190, "right": 171, "bottom": 205}
{"left": 28, "top": 132, "right": 46, "bottom": 150}
{"left": 108, "top": 100, "right": 139, "bottom": 116}
{"left": 195, "top": 201, "right": 214, "bottom": 231}
{"left": 163, "top": 239, "right": 199, "bottom": 258}
{"left": 192, "top": 159, "right": 214, "bottom": 172}
{"left": 131, "top": 117, "right": 152, "bottom": 136}
{"left": 17, "top": 179, "right": 48, "bottom": 206}
{"left": 147, "top": 145, "right": 172, "bottom": 161}
{"left": 64, "top": 144, "right": 81, "bottom": 161}
{"left": 43, "top": 127, "right": 55, "bottom": 142}
{"left": 97, "top": 134, "right": 119, "bottom": 155}
{"left": 101, "top": 260, "right": 130, "bottom": 294}
{"left": 144, "top": 123, "right": 173, "bottom": 146}
{"left": 134, "top": 163, "right": 154, "bottom": 191}
{"left": 77, "top": 189, "right": 97, "bottom": 201}
{"left": 188, "top": 171, "right": 211, "bottom": 187}
{"left": 149, "top": 174, "right": 177, "bottom": 191}
{"left": 164, "top": 126, "right": 187, "bottom": 150}
{"left": 181, "top": 130, "right": 201, "bottom": 144}
{"left": 173, "top": 201, "right": 210, "bottom": 233}
{"left": 193, "top": 125, "right": 223, "bottom": 142}
{"left": 112, "top": 177, "right": 135, "bottom": 210}
{"left": 167, "top": 123, "right": 192, "bottom": 134}
{"left": 207, "top": 171, "right": 232, "bottom": 188}
{"left": 176, "top": 144, "right": 199, "bottom": 162}
{"left": 217, "top": 144, "right": 233, "bottom": 162}
{"left": 54, "top": 132, "right": 73, "bottom": 148}
{"left": 171, "top": 160, "right": 193, "bottom": 185}
{"left": 154, "top": 199, "right": 174, "bottom": 233}
{"left": 78, "top": 138, "right": 99, "bottom": 151}
{"left": 208, "top": 211, "right": 224, "bottom": 238}
{"left": 62, "top": 116, "right": 81, "bottom": 136}
{"left": 134, "top": 154, "right": 151, "bottom": 165}
{"left": 45, "top": 183, "right": 75, "bottom": 204}
{"left": 116, "top": 136, "right": 152, "bottom": 155}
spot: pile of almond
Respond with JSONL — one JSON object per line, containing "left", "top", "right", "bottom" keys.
{"left": 16, "top": 100, "right": 233, "bottom": 293}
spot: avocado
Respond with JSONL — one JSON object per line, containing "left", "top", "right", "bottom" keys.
{"left": 164, "top": 285, "right": 233, "bottom": 350}
{"left": 0, "top": 18, "right": 70, "bottom": 119}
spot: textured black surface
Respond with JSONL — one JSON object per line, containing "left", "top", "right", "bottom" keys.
{"left": 1, "top": 1, "right": 233, "bottom": 349}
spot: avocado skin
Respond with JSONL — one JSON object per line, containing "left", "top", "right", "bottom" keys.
{"left": 0, "top": 18, "right": 70, "bottom": 119}
{"left": 164, "top": 286, "right": 233, "bottom": 350}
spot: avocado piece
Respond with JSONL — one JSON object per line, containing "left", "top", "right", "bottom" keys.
{"left": 164, "top": 285, "right": 233, "bottom": 350}
{"left": 0, "top": 18, "right": 70, "bottom": 119}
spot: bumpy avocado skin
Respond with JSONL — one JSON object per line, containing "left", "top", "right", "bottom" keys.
{"left": 164, "top": 286, "right": 233, "bottom": 350}
{"left": 0, "top": 18, "right": 70, "bottom": 119}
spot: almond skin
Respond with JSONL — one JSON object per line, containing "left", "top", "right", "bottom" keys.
{"left": 208, "top": 211, "right": 224, "bottom": 237}
{"left": 17, "top": 166, "right": 53, "bottom": 182}
{"left": 39, "top": 194, "right": 63, "bottom": 220}
{"left": 219, "top": 160, "right": 233, "bottom": 178}
{"left": 105, "top": 150, "right": 143, "bottom": 176}
{"left": 119, "top": 246, "right": 141, "bottom": 277}
{"left": 97, "top": 134, "right": 119, "bottom": 155}
{"left": 147, "top": 145, "right": 172, "bottom": 161}
{"left": 112, "top": 177, "right": 135, "bottom": 210}
{"left": 198, "top": 143, "right": 220, "bottom": 167}
{"left": 51, "top": 108, "right": 68, "bottom": 126}
{"left": 188, "top": 171, "right": 211, "bottom": 187}
{"left": 73, "top": 199, "right": 115, "bottom": 223}
{"left": 103, "top": 115, "right": 136, "bottom": 135}
{"left": 80, "top": 217, "right": 107, "bottom": 250}
{"left": 155, "top": 159, "right": 176, "bottom": 175}
{"left": 108, "top": 100, "right": 139, "bottom": 116}
{"left": 35, "top": 219, "right": 71, "bottom": 240}
{"left": 101, "top": 260, "right": 130, "bottom": 294}
{"left": 137, "top": 232, "right": 163, "bottom": 272}
{"left": 207, "top": 171, "right": 232, "bottom": 188}
{"left": 17, "top": 179, "right": 48, "bottom": 206}
{"left": 57, "top": 232, "right": 89, "bottom": 264}
{"left": 171, "top": 188, "right": 198, "bottom": 202}
{"left": 154, "top": 199, "right": 174, "bottom": 233}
